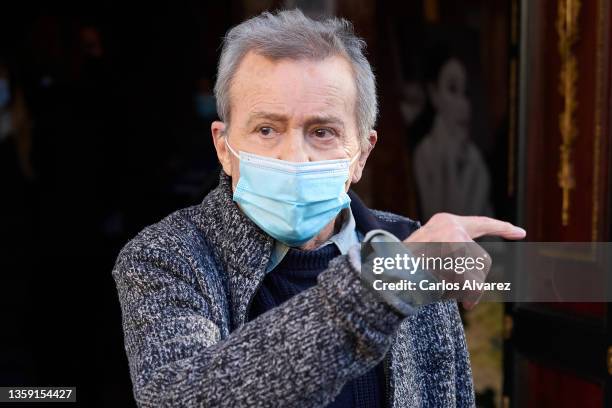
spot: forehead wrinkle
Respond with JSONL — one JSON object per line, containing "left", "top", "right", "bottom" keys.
{"left": 230, "top": 54, "right": 358, "bottom": 129}
{"left": 244, "top": 86, "right": 349, "bottom": 124}
{"left": 244, "top": 77, "right": 350, "bottom": 107}
{"left": 296, "top": 84, "right": 352, "bottom": 113}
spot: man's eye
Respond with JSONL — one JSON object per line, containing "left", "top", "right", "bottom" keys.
{"left": 313, "top": 128, "right": 334, "bottom": 138}
{"left": 258, "top": 127, "right": 274, "bottom": 136}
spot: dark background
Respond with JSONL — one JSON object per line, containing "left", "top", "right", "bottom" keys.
{"left": 1, "top": 1, "right": 610, "bottom": 407}
{"left": 0, "top": 9, "right": 235, "bottom": 406}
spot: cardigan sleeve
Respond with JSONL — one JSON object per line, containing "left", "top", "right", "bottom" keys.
{"left": 112, "top": 237, "right": 404, "bottom": 408}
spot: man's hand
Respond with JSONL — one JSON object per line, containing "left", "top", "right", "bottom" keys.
{"left": 406, "top": 213, "right": 526, "bottom": 243}
{"left": 405, "top": 213, "right": 526, "bottom": 309}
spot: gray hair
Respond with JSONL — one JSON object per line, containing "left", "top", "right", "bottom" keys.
{"left": 214, "top": 8, "right": 378, "bottom": 145}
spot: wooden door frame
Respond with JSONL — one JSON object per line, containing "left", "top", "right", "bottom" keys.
{"left": 507, "top": 0, "right": 612, "bottom": 406}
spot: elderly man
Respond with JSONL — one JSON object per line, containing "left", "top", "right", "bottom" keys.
{"left": 113, "top": 9, "right": 525, "bottom": 407}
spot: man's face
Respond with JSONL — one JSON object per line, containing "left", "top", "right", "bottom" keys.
{"left": 211, "top": 51, "right": 376, "bottom": 191}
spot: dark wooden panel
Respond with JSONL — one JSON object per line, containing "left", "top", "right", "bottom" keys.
{"left": 512, "top": 307, "right": 607, "bottom": 382}
{"left": 515, "top": 358, "right": 603, "bottom": 408}
{"left": 523, "top": 0, "right": 611, "bottom": 243}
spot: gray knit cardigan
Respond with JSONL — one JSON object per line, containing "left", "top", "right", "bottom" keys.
{"left": 112, "top": 172, "right": 475, "bottom": 407}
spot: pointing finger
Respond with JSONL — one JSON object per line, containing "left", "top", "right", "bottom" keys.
{"left": 458, "top": 216, "right": 526, "bottom": 240}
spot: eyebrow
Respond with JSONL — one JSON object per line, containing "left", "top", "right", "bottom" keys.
{"left": 303, "top": 115, "right": 345, "bottom": 130}
{"left": 246, "top": 111, "right": 345, "bottom": 129}
{"left": 246, "top": 111, "right": 288, "bottom": 127}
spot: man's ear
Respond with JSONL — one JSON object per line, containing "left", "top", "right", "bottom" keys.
{"left": 211, "top": 120, "right": 232, "bottom": 176}
{"left": 350, "top": 129, "right": 377, "bottom": 184}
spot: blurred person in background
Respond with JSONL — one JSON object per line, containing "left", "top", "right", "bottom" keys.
{"left": 412, "top": 46, "right": 493, "bottom": 222}
{"left": 169, "top": 76, "right": 220, "bottom": 202}
{"left": 194, "top": 76, "right": 217, "bottom": 122}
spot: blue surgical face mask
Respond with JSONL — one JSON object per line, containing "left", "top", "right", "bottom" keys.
{"left": 225, "top": 137, "right": 359, "bottom": 247}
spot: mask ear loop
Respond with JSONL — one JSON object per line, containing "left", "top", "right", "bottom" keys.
{"left": 349, "top": 151, "right": 360, "bottom": 166}
{"left": 223, "top": 135, "right": 240, "bottom": 159}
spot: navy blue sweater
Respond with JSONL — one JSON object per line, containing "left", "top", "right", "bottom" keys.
{"left": 248, "top": 244, "right": 386, "bottom": 407}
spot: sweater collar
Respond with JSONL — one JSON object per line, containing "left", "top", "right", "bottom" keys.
{"left": 200, "top": 171, "right": 274, "bottom": 266}
{"left": 197, "top": 171, "right": 274, "bottom": 327}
